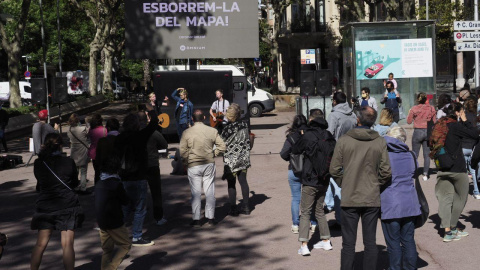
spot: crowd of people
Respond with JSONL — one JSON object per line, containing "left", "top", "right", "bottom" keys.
{"left": 27, "top": 88, "right": 253, "bottom": 270}
{"left": 280, "top": 87, "right": 480, "bottom": 269}
{"left": 0, "top": 79, "right": 475, "bottom": 269}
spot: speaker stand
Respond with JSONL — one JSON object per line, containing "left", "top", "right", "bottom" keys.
{"left": 26, "top": 153, "right": 36, "bottom": 167}
{"left": 305, "top": 94, "right": 309, "bottom": 120}
{"left": 58, "top": 104, "right": 62, "bottom": 134}
{"left": 323, "top": 96, "right": 326, "bottom": 118}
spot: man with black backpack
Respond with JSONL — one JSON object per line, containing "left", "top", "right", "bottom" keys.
{"left": 330, "top": 106, "right": 391, "bottom": 270}
{"left": 292, "top": 110, "right": 336, "bottom": 256}
{"left": 114, "top": 111, "right": 158, "bottom": 247}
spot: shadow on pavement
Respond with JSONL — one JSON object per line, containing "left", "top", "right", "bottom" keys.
{"left": 353, "top": 244, "right": 429, "bottom": 269}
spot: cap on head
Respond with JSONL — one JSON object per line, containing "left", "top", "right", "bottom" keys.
{"left": 38, "top": 109, "right": 48, "bottom": 121}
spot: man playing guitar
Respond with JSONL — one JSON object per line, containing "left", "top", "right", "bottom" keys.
{"left": 209, "top": 89, "right": 230, "bottom": 131}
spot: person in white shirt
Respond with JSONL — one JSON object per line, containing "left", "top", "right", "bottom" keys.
{"left": 209, "top": 89, "right": 230, "bottom": 131}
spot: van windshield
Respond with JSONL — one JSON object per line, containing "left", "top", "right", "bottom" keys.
{"left": 24, "top": 86, "right": 32, "bottom": 93}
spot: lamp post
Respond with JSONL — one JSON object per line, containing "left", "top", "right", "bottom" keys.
{"left": 39, "top": 0, "right": 50, "bottom": 123}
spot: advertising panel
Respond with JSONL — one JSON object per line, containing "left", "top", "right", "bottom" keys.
{"left": 125, "top": 0, "right": 259, "bottom": 59}
{"left": 355, "top": 38, "right": 433, "bottom": 80}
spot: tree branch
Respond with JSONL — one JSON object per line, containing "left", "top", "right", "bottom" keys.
{"left": 68, "top": 0, "right": 98, "bottom": 26}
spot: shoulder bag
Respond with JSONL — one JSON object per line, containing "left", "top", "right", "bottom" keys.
{"left": 43, "top": 161, "right": 74, "bottom": 191}
{"left": 69, "top": 127, "right": 90, "bottom": 149}
{"left": 409, "top": 151, "right": 429, "bottom": 228}
{"left": 288, "top": 135, "right": 304, "bottom": 177}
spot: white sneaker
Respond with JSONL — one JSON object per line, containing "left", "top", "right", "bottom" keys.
{"left": 313, "top": 240, "right": 333, "bottom": 250}
{"left": 156, "top": 218, "right": 168, "bottom": 226}
{"left": 291, "top": 225, "right": 299, "bottom": 234}
{"left": 310, "top": 224, "right": 317, "bottom": 234}
{"left": 298, "top": 245, "right": 311, "bottom": 256}
{"left": 473, "top": 194, "right": 480, "bottom": 200}
{"left": 422, "top": 174, "right": 428, "bottom": 181}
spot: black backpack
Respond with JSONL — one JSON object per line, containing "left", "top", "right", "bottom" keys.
{"left": 303, "top": 130, "right": 336, "bottom": 185}
{"left": 121, "top": 141, "right": 142, "bottom": 174}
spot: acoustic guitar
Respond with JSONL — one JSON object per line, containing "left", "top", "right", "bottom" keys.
{"left": 209, "top": 112, "right": 224, "bottom": 128}
{"left": 158, "top": 113, "right": 170, "bottom": 128}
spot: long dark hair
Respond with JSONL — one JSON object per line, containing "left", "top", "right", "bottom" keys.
{"left": 89, "top": 114, "right": 103, "bottom": 129}
{"left": 38, "top": 133, "right": 63, "bottom": 160}
{"left": 437, "top": 94, "right": 452, "bottom": 110}
{"left": 443, "top": 102, "right": 463, "bottom": 120}
{"left": 286, "top": 114, "right": 307, "bottom": 135}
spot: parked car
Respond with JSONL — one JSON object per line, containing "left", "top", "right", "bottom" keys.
{"left": 0, "top": 81, "right": 32, "bottom": 106}
{"left": 364, "top": 63, "right": 384, "bottom": 78}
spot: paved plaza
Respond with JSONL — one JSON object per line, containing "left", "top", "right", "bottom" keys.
{"left": 0, "top": 104, "right": 479, "bottom": 269}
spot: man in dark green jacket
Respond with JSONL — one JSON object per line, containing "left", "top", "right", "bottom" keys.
{"left": 329, "top": 106, "right": 391, "bottom": 270}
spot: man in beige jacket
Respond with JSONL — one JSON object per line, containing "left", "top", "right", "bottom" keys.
{"left": 180, "top": 110, "right": 226, "bottom": 227}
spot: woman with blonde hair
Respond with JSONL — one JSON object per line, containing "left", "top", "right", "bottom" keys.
{"left": 407, "top": 92, "right": 437, "bottom": 181}
{"left": 373, "top": 108, "right": 399, "bottom": 136}
{"left": 67, "top": 114, "right": 90, "bottom": 193}
{"left": 382, "top": 126, "right": 421, "bottom": 269}
{"left": 221, "top": 103, "right": 251, "bottom": 215}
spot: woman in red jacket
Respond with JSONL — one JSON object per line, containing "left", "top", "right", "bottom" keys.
{"left": 407, "top": 92, "right": 436, "bottom": 181}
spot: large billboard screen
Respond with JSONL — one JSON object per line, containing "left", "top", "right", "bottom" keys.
{"left": 125, "top": 0, "right": 260, "bottom": 59}
{"left": 355, "top": 38, "right": 433, "bottom": 80}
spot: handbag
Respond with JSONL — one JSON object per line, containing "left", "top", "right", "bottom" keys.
{"left": 433, "top": 146, "right": 454, "bottom": 171}
{"left": 249, "top": 132, "right": 255, "bottom": 149}
{"left": 398, "top": 104, "right": 406, "bottom": 120}
{"left": 288, "top": 135, "right": 304, "bottom": 176}
{"left": 409, "top": 151, "right": 429, "bottom": 228}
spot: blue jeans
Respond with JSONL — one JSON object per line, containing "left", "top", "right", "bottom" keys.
{"left": 288, "top": 170, "right": 317, "bottom": 226}
{"left": 177, "top": 123, "right": 189, "bottom": 139}
{"left": 381, "top": 217, "right": 417, "bottom": 270}
{"left": 463, "top": 148, "right": 479, "bottom": 195}
{"left": 122, "top": 180, "right": 148, "bottom": 239}
{"left": 325, "top": 178, "right": 342, "bottom": 224}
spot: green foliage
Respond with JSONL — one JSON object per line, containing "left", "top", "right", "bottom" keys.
{"left": 416, "top": 0, "right": 470, "bottom": 53}
{"left": 5, "top": 105, "right": 37, "bottom": 117}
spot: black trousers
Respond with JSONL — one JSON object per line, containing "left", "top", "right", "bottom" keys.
{"left": 93, "top": 159, "right": 101, "bottom": 185}
{"left": 341, "top": 207, "right": 380, "bottom": 270}
{"left": 146, "top": 166, "right": 164, "bottom": 221}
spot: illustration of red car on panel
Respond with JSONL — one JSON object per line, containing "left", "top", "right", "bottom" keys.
{"left": 364, "top": 63, "right": 384, "bottom": 78}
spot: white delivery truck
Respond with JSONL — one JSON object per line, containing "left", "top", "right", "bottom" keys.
{"left": 0, "top": 81, "right": 32, "bottom": 106}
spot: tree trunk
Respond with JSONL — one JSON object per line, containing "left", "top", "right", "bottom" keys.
{"left": 0, "top": 0, "right": 32, "bottom": 108}
{"left": 7, "top": 47, "right": 22, "bottom": 108}
{"left": 89, "top": 45, "right": 99, "bottom": 96}
{"left": 143, "top": 59, "right": 151, "bottom": 93}
{"left": 102, "top": 46, "right": 114, "bottom": 94}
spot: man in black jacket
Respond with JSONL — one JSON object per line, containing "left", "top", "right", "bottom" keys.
{"left": 95, "top": 154, "right": 131, "bottom": 270}
{"left": 292, "top": 111, "right": 334, "bottom": 256}
{"left": 114, "top": 111, "right": 158, "bottom": 246}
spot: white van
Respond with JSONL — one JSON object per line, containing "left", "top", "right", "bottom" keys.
{"left": 247, "top": 79, "right": 275, "bottom": 117}
{"left": 0, "top": 81, "right": 32, "bottom": 106}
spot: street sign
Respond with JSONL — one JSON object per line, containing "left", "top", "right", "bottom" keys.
{"left": 300, "top": 49, "right": 316, "bottom": 65}
{"left": 454, "top": 31, "right": 480, "bottom": 41}
{"left": 24, "top": 71, "right": 31, "bottom": 80}
{"left": 455, "top": 42, "right": 480, "bottom": 52}
{"left": 454, "top": 21, "right": 480, "bottom": 31}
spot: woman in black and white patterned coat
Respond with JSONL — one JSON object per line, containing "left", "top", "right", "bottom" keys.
{"left": 221, "top": 103, "right": 251, "bottom": 216}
